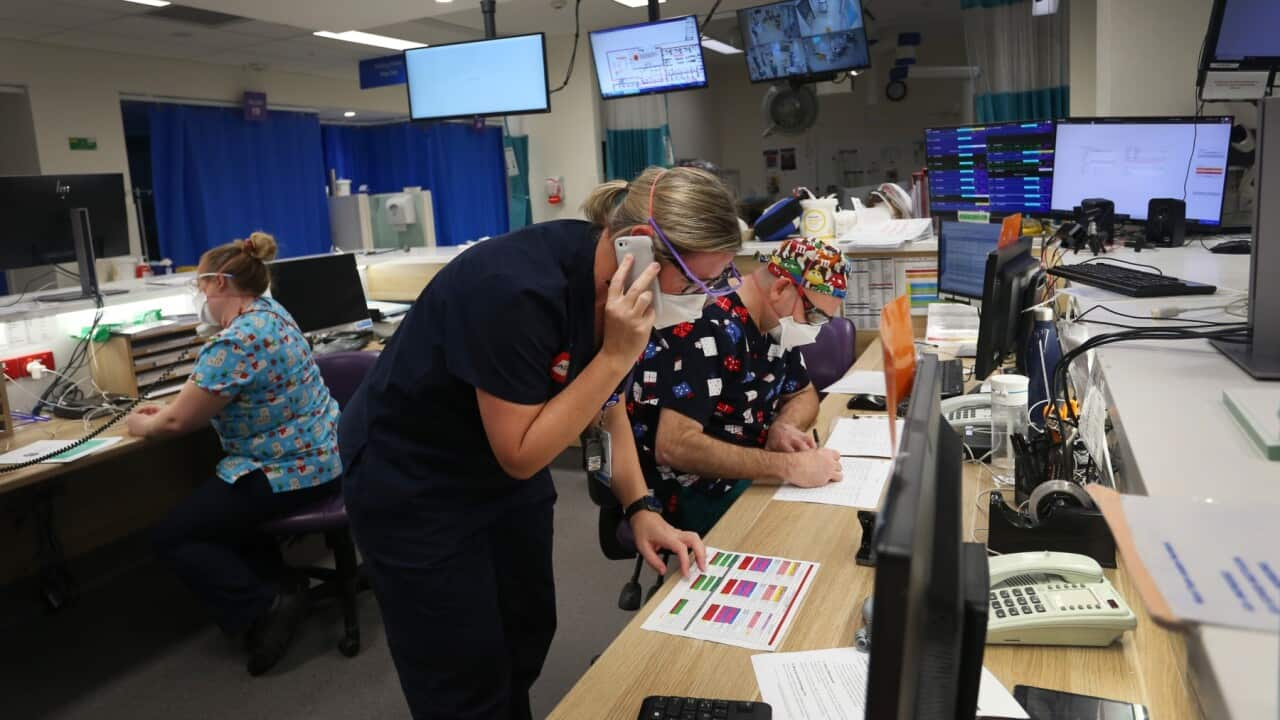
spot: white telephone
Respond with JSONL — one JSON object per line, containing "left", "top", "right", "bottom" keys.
{"left": 941, "top": 393, "right": 992, "bottom": 454}
{"left": 986, "top": 551, "right": 1136, "bottom": 647}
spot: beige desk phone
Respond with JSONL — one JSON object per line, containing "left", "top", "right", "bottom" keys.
{"left": 986, "top": 551, "right": 1137, "bottom": 647}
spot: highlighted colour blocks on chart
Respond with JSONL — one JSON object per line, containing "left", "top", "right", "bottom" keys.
{"left": 641, "top": 545, "right": 820, "bottom": 651}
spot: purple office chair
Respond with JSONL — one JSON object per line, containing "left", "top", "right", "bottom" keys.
{"left": 261, "top": 350, "right": 376, "bottom": 658}
{"left": 799, "top": 317, "right": 857, "bottom": 393}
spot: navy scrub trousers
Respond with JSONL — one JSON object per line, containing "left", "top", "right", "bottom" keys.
{"left": 339, "top": 220, "right": 600, "bottom": 719}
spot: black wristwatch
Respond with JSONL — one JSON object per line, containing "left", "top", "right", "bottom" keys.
{"left": 624, "top": 495, "right": 662, "bottom": 520}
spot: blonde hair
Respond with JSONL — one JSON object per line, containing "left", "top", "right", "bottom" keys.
{"left": 197, "top": 231, "right": 278, "bottom": 296}
{"left": 581, "top": 166, "right": 742, "bottom": 257}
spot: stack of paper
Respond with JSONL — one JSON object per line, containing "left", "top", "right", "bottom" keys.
{"left": 751, "top": 647, "right": 1029, "bottom": 719}
{"left": 926, "top": 302, "right": 980, "bottom": 354}
{"left": 839, "top": 218, "right": 934, "bottom": 249}
{"left": 774, "top": 457, "right": 893, "bottom": 509}
{"left": 824, "top": 417, "right": 903, "bottom": 458}
{"left": 821, "top": 370, "right": 886, "bottom": 396}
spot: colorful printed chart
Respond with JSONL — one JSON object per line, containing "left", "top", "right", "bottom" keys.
{"left": 641, "top": 546, "right": 820, "bottom": 651}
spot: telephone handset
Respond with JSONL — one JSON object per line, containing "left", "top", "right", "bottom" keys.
{"left": 941, "top": 393, "right": 993, "bottom": 454}
{"left": 986, "top": 550, "right": 1136, "bottom": 647}
{"left": 613, "top": 235, "right": 664, "bottom": 319}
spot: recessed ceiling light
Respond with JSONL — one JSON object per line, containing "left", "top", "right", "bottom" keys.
{"left": 122, "top": 0, "right": 172, "bottom": 6}
{"left": 610, "top": 0, "right": 666, "bottom": 7}
{"left": 849, "top": 70, "right": 861, "bottom": 77}
{"left": 435, "top": 0, "right": 454, "bottom": 3}
{"left": 313, "top": 31, "right": 427, "bottom": 52}
{"left": 700, "top": 37, "right": 742, "bottom": 55}
{"left": 343, "top": 111, "right": 357, "bottom": 118}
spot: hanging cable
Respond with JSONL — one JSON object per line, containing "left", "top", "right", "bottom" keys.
{"left": 703, "top": 0, "right": 724, "bottom": 28}
{"left": 549, "top": 0, "right": 583, "bottom": 95}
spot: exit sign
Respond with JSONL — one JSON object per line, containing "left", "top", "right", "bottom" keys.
{"left": 68, "top": 137, "right": 97, "bottom": 151}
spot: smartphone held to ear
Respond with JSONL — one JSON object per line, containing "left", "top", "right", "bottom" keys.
{"left": 613, "top": 235, "right": 664, "bottom": 319}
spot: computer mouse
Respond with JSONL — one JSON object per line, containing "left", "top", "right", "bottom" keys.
{"left": 847, "top": 394, "right": 886, "bottom": 411}
{"left": 1209, "top": 239, "right": 1252, "bottom": 254}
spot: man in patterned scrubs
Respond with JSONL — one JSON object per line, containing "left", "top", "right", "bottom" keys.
{"left": 628, "top": 237, "right": 851, "bottom": 534}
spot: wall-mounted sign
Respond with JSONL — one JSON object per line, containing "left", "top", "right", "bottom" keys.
{"left": 360, "top": 54, "right": 408, "bottom": 89}
{"left": 243, "top": 91, "right": 267, "bottom": 122}
{"left": 68, "top": 137, "right": 97, "bottom": 151}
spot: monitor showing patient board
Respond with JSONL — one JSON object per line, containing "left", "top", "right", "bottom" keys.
{"left": 925, "top": 120, "right": 1057, "bottom": 217}
{"left": 404, "top": 34, "right": 549, "bottom": 121}
{"left": 1050, "top": 117, "right": 1233, "bottom": 226}
{"left": 738, "top": 0, "right": 870, "bottom": 84}
{"left": 938, "top": 221, "right": 1003, "bottom": 299}
{"left": 589, "top": 16, "right": 708, "bottom": 100}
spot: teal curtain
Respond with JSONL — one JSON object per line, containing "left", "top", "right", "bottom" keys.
{"left": 605, "top": 126, "right": 670, "bottom": 182}
{"left": 504, "top": 134, "right": 532, "bottom": 231}
{"left": 976, "top": 86, "right": 1070, "bottom": 123}
{"left": 963, "top": 0, "right": 1069, "bottom": 123}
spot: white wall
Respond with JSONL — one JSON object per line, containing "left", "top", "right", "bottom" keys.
{"left": 703, "top": 24, "right": 969, "bottom": 199}
{"left": 1068, "top": 0, "right": 1097, "bottom": 116}
{"left": 1094, "top": 0, "right": 1213, "bottom": 116}
{"left": 0, "top": 91, "right": 40, "bottom": 176}
{"left": 667, "top": 86, "right": 720, "bottom": 164}
{"left": 513, "top": 34, "right": 604, "bottom": 224}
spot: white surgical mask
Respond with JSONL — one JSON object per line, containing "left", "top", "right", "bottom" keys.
{"left": 194, "top": 292, "right": 219, "bottom": 327}
{"left": 654, "top": 291, "right": 707, "bottom": 330}
{"left": 772, "top": 316, "right": 822, "bottom": 350}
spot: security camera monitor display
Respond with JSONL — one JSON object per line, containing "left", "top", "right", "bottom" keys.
{"left": 590, "top": 15, "right": 709, "bottom": 100}
{"left": 738, "top": 0, "right": 870, "bottom": 83}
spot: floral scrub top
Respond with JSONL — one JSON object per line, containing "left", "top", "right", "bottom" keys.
{"left": 190, "top": 296, "right": 343, "bottom": 493}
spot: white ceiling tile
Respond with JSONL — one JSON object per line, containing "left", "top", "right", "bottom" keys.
{"left": 171, "top": 0, "right": 502, "bottom": 35}
{"left": 57, "top": 0, "right": 154, "bottom": 13}
{"left": 37, "top": 28, "right": 202, "bottom": 59}
{"left": 0, "top": 19, "right": 65, "bottom": 40}
{"left": 262, "top": 35, "right": 385, "bottom": 63}
{"left": 0, "top": 0, "right": 125, "bottom": 26}
{"left": 96, "top": 16, "right": 262, "bottom": 50}
{"left": 225, "top": 19, "right": 309, "bottom": 39}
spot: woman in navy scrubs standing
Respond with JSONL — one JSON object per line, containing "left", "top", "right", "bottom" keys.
{"left": 339, "top": 167, "right": 744, "bottom": 719}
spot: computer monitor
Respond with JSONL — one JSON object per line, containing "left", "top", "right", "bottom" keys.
{"left": 738, "top": 0, "right": 870, "bottom": 84}
{"left": 1049, "top": 117, "right": 1234, "bottom": 227}
{"left": 268, "top": 253, "right": 371, "bottom": 335}
{"left": 0, "top": 173, "right": 131, "bottom": 271}
{"left": 974, "top": 236, "right": 1042, "bottom": 381}
{"left": 1200, "top": 0, "right": 1280, "bottom": 72}
{"left": 938, "top": 221, "right": 1003, "bottom": 299}
{"left": 589, "top": 16, "right": 708, "bottom": 100}
{"left": 865, "top": 354, "right": 989, "bottom": 719}
{"left": 925, "top": 121, "right": 1057, "bottom": 217}
{"left": 404, "top": 34, "right": 549, "bottom": 122}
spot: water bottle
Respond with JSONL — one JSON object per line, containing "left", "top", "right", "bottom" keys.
{"left": 1024, "top": 306, "right": 1063, "bottom": 432}
{"left": 990, "top": 374, "right": 1029, "bottom": 479}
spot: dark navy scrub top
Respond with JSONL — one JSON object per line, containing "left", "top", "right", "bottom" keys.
{"left": 339, "top": 220, "right": 598, "bottom": 520}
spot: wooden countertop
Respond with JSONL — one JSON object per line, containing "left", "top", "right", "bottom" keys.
{"left": 549, "top": 341, "right": 1200, "bottom": 719}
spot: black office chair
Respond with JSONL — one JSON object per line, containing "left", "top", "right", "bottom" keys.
{"left": 586, "top": 473, "right": 672, "bottom": 611}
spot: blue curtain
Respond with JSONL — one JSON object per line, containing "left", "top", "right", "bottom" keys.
{"left": 320, "top": 122, "right": 508, "bottom": 245}
{"left": 504, "top": 134, "right": 532, "bottom": 231}
{"left": 605, "top": 126, "right": 670, "bottom": 182}
{"left": 147, "top": 104, "right": 330, "bottom": 266}
{"left": 976, "top": 87, "right": 1070, "bottom": 123}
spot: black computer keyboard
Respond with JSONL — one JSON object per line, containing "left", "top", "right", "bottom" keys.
{"left": 1047, "top": 262, "right": 1217, "bottom": 298}
{"left": 638, "top": 696, "right": 772, "bottom": 720}
{"left": 939, "top": 358, "right": 965, "bottom": 398}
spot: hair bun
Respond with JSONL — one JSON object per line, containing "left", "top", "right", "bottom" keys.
{"left": 241, "top": 231, "right": 278, "bottom": 262}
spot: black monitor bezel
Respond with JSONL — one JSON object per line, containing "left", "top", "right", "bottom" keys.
{"left": 937, "top": 220, "right": 1003, "bottom": 300}
{"left": 588, "top": 15, "right": 710, "bottom": 101}
{"left": 737, "top": 0, "right": 871, "bottom": 86}
{"left": 1048, "top": 115, "right": 1235, "bottom": 229}
{"left": 974, "top": 236, "right": 1035, "bottom": 381}
{"left": 267, "top": 253, "right": 370, "bottom": 334}
{"left": 1198, "top": 0, "right": 1280, "bottom": 85}
{"left": 403, "top": 33, "right": 551, "bottom": 123}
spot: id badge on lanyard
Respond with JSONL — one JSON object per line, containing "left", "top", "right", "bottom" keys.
{"left": 582, "top": 369, "right": 633, "bottom": 486}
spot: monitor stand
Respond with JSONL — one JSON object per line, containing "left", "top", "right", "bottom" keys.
{"left": 39, "top": 207, "right": 126, "bottom": 303}
{"left": 1211, "top": 96, "right": 1280, "bottom": 380}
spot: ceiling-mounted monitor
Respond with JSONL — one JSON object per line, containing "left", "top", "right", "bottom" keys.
{"left": 404, "top": 34, "right": 549, "bottom": 121}
{"left": 589, "top": 15, "right": 709, "bottom": 100}
{"left": 738, "top": 0, "right": 870, "bottom": 84}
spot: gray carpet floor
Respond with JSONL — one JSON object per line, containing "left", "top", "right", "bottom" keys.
{"left": 4, "top": 462, "right": 640, "bottom": 719}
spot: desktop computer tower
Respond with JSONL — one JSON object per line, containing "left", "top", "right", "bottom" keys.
{"left": 1146, "top": 198, "right": 1187, "bottom": 247}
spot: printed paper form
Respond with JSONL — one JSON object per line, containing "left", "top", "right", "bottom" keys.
{"left": 773, "top": 458, "right": 892, "bottom": 510}
{"left": 0, "top": 437, "right": 123, "bottom": 465}
{"left": 1118, "top": 493, "right": 1280, "bottom": 632}
{"left": 820, "top": 370, "right": 886, "bottom": 396}
{"left": 642, "top": 547, "right": 819, "bottom": 652}
{"left": 751, "top": 647, "right": 1028, "bottom": 719}
{"left": 824, "top": 417, "right": 904, "bottom": 458}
